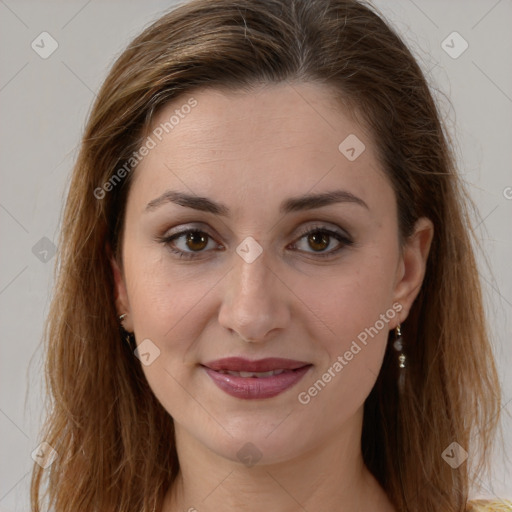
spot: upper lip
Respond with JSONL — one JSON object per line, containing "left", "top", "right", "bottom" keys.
{"left": 202, "top": 357, "right": 311, "bottom": 372}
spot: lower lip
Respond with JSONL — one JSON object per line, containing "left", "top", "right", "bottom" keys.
{"left": 202, "top": 365, "right": 312, "bottom": 399}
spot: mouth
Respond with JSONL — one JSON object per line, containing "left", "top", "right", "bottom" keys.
{"left": 211, "top": 368, "right": 294, "bottom": 378}
{"left": 200, "top": 357, "right": 312, "bottom": 399}
{"left": 202, "top": 357, "right": 311, "bottom": 373}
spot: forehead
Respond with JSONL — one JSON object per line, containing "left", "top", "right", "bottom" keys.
{"left": 128, "top": 82, "right": 392, "bottom": 218}
{"left": 148, "top": 82, "right": 364, "bottom": 152}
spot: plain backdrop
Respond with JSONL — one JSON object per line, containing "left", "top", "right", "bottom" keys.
{"left": 0, "top": 0, "right": 511, "bottom": 510}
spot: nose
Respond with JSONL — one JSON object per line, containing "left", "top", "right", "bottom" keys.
{"left": 218, "top": 244, "right": 290, "bottom": 343}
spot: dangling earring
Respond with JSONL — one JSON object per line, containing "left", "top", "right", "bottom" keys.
{"left": 119, "top": 313, "right": 135, "bottom": 349}
{"left": 393, "top": 323, "right": 406, "bottom": 394}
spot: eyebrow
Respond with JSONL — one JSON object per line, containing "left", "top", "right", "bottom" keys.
{"left": 145, "top": 189, "right": 369, "bottom": 215}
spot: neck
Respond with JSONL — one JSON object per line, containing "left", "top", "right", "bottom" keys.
{"left": 161, "top": 409, "right": 395, "bottom": 512}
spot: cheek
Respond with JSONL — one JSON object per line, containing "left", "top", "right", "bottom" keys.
{"left": 304, "top": 277, "right": 392, "bottom": 373}
{"left": 123, "top": 242, "right": 201, "bottom": 332}
{"left": 304, "top": 249, "right": 396, "bottom": 344}
{"left": 295, "top": 244, "right": 397, "bottom": 408}
{"left": 296, "top": 290, "right": 393, "bottom": 431}
{"left": 124, "top": 255, "right": 209, "bottom": 417}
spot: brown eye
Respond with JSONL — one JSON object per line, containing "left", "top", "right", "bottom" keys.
{"left": 184, "top": 231, "right": 209, "bottom": 251}
{"left": 158, "top": 229, "right": 219, "bottom": 259}
{"left": 292, "top": 227, "right": 353, "bottom": 259}
{"left": 307, "top": 231, "right": 330, "bottom": 252}
{"left": 158, "top": 225, "right": 352, "bottom": 260}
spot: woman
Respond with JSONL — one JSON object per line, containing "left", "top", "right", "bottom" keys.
{"left": 30, "top": 0, "right": 508, "bottom": 511}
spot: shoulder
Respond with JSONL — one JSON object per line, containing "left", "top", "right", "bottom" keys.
{"left": 466, "top": 499, "right": 512, "bottom": 511}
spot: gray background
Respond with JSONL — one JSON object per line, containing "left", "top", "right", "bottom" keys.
{"left": 0, "top": 0, "right": 511, "bottom": 509}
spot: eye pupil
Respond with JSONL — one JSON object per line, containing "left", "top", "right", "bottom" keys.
{"left": 308, "top": 232, "right": 329, "bottom": 251}
{"left": 186, "top": 231, "right": 208, "bottom": 251}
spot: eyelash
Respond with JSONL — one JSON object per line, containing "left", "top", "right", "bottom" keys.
{"left": 156, "top": 225, "right": 353, "bottom": 260}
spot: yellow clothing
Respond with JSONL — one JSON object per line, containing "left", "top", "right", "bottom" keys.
{"left": 467, "top": 499, "right": 512, "bottom": 511}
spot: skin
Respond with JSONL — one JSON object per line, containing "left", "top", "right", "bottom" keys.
{"left": 111, "top": 82, "right": 433, "bottom": 512}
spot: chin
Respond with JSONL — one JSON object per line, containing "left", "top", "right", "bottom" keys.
{"left": 205, "top": 429, "right": 308, "bottom": 468}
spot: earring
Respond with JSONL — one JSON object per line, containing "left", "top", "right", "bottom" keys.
{"left": 118, "top": 313, "right": 135, "bottom": 348}
{"left": 393, "top": 323, "right": 406, "bottom": 393}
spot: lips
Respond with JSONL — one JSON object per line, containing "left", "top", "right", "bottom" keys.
{"left": 215, "top": 369, "right": 287, "bottom": 378}
{"left": 202, "top": 357, "right": 310, "bottom": 373}
{"left": 201, "top": 357, "right": 312, "bottom": 399}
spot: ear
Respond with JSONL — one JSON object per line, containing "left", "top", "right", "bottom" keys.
{"left": 392, "top": 217, "right": 434, "bottom": 325}
{"left": 107, "top": 242, "right": 133, "bottom": 331}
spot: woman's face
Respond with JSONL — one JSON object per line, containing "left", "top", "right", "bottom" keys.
{"left": 112, "top": 82, "right": 432, "bottom": 465}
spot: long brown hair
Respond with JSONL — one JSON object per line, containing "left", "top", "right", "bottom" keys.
{"left": 30, "top": 0, "right": 502, "bottom": 510}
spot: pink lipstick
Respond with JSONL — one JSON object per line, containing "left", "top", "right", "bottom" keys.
{"left": 201, "top": 357, "right": 312, "bottom": 399}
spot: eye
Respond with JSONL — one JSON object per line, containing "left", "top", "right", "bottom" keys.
{"left": 158, "top": 229, "right": 220, "bottom": 260}
{"left": 157, "top": 224, "right": 353, "bottom": 260}
{"left": 291, "top": 226, "right": 353, "bottom": 258}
